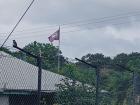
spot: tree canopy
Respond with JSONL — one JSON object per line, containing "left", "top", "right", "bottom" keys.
{"left": 1, "top": 42, "right": 140, "bottom": 105}
{"left": 12, "top": 41, "right": 66, "bottom": 72}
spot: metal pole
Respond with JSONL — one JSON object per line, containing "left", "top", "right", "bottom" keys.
{"left": 132, "top": 72, "right": 135, "bottom": 105}
{"left": 75, "top": 58, "right": 135, "bottom": 105}
{"left": 75, "top": 58, "right": 99, "bottom": 105}
{"left": 37, "top": 56, "right": 42, "bottom": 105}
{"left": 95, "top": 68, "right": 100, "bottom": 105}
{"left": 58, "top": 26, "right": 60, "bottom": 73}
{"left": 13, "top": 41, "right": 42, "bottom": 105}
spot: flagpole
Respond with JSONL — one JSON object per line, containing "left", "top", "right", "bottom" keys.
{"left": 48, "top": 27, "right": 60, "bottom": 73}
{"left": 58, "top": 26, "right": 60, "bottom": 73}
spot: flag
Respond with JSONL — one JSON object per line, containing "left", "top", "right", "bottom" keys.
{"left": 48, "top": 29, "right": 60, "bottom": 43}
{"left": 48, "top": 27, "right": 61, "bottom": 73}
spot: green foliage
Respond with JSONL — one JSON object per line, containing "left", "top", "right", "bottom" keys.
{"left": 127, "top": 59, "right": 140, "bottom": 73}
{"left": 77, "top": 53, "right": 135, "bottom": 105}
{"left": 13, "top": 41, "right": 66, "bottom": 72}
{"left": 55, "top": 52, "right": 137, "bottom": 105}
{"left": 81, "top": 53, "right": 112, "bottom": 66}
{"left": 56, "top": 64, "right": 95, "bottom": 105}
{"left": 113, "top": 53, "right": 128, "bottom": 66}
{"left": 2, "top": 43, "right": 140, "bottom": 105}
{"left": 60, "top": 64, "right": 96, "bottom": 85}
{"left": 0, "top": 47, "right": 12, "bottom": 54}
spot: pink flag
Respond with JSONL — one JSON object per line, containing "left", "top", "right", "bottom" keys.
{"left": 48, "top": 29, "right": 60, "bottom": 42}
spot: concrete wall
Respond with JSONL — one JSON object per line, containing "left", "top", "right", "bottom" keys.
{"left": 0, "top": 96, "right": 9, "bottom": 105}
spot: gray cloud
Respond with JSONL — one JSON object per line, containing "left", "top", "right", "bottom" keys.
{"left": 26, "top": 0, "right": 140, "bottom": 24}
{"left": 1, "top": 0, "right": 140, "bottom": 58}
{"left": 60, "top": 26, "right": 140, "bottom": 58}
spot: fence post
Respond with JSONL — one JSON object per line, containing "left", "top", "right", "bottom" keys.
{"left": 37, "top": 56, "right": 42, "bottom": 105}
{"left": 13, "top": 40, "right": 42, "bottom": 105}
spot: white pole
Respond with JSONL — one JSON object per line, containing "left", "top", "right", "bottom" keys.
{"left": 58, "top": 26, "right": 60, "bottom": 73}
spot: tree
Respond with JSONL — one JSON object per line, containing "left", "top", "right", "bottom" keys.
{"left": 78, "top": 53, "right": 134, "bottom": 105}
{"left": 0, "top": 47, "right": 12, "bottom": 54}
{"left": 81, "top": 53, "right": 112, "bottom": 66}
{"left": 127, "top": 58, "right": 140, "bottom": 105}
{"left": 56, "top": 64, "right": 95, "bottom": 105}
{"left": 113, "top": 53, "right": 128, "bottom": 65}
{"left": 2, "top": 43, "right": 140, "bottom": 104}
{"left": 13, "top": 41, "right": 66, "bottom": 72}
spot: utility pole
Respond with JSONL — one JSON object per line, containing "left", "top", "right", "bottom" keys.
{"left": 95, "top": 67, "right": 100, "bottom": 105}
{"left": 75, "top": 58, "right": 100, "bottom": 105}
{"left": 37, "top": 55, "right": 42, "bottom": 105}
{"left": 132, "top": 72, "right": 135, "bottom": 105}
{"left": 13, "top": 40, "right": 42, "bottom": 105}
{"left": 37, "top": 49, "right": 42, "bottom": 105}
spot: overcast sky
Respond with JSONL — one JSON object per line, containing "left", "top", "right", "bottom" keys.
{"left": 1, "top": 0, "right": 140, "bottom": 58}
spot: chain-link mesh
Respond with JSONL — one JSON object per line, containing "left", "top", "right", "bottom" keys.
{"left": 0, "top": 51, "right": 137, "bottom": 105}
{"left": 99, "top": 69, "right": 134, "bottom": 105}
{"left": 0, "top": 51, "right": 63, "bottom": 105}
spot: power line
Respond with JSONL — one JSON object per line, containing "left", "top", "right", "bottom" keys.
{"left": 0, "top": 15, "right": 137, "bottom": 39}
{"left": 1, "top": 9, "right": 140, "bottom": 36}
{"left": 9, "top": 9, "right": 140, "bottom": 32}
{"left": 0, "top": 18, "right": 138, "bottom": 40}
{"left": 0, "top": 9, "right": 140, "bottom": 43}
{"left": 0, "top": 0, "right": 35, "bottom": 48}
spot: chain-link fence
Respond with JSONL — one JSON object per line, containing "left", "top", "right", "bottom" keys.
{"left": 0, "top": 50, "right": 139, "bottom": 105}
{"left": 0, "top": 51, "right": 62, "bottom": 105}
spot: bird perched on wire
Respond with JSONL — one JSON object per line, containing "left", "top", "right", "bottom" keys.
{"left": 13, "top": 40, "right": 17, "bottom": 47}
